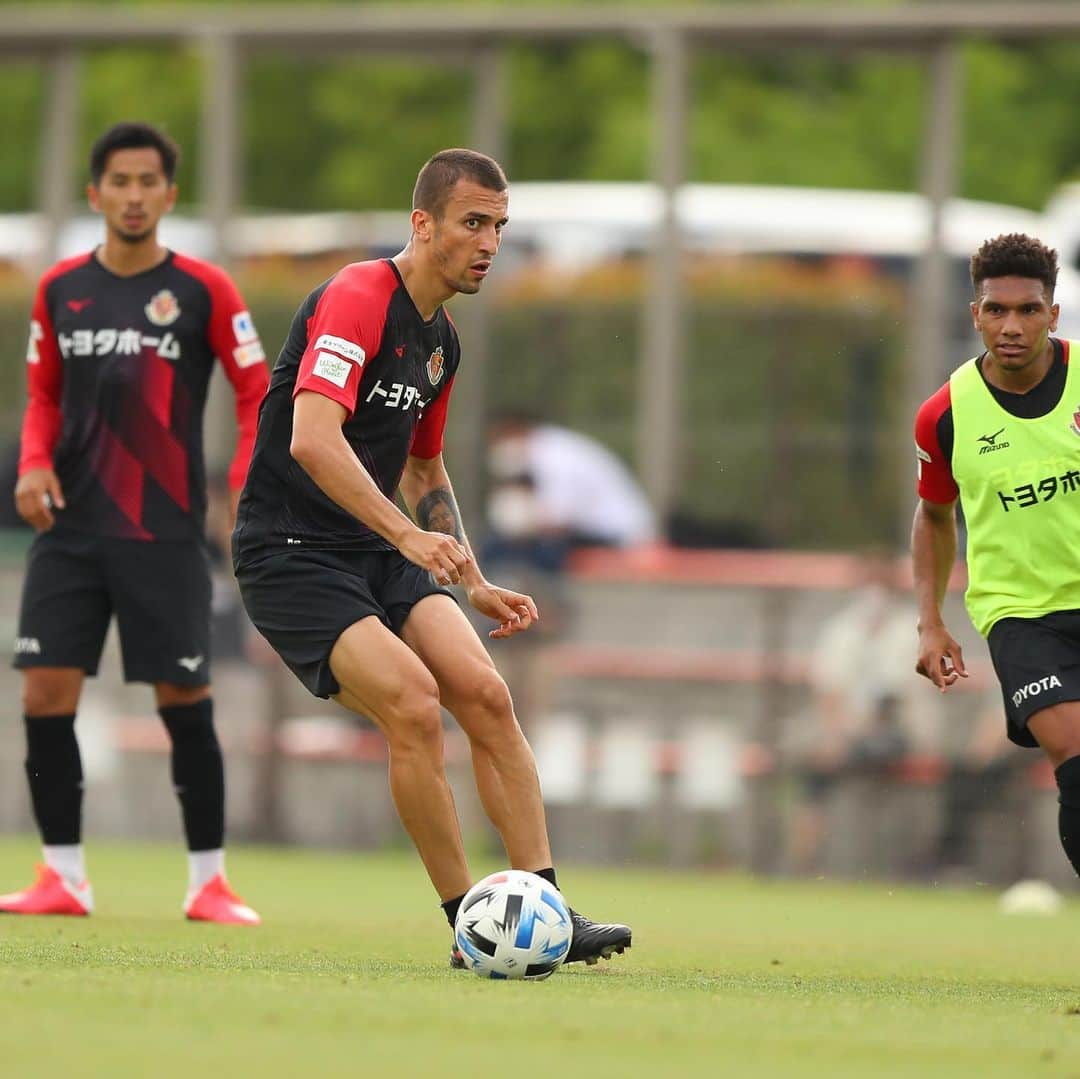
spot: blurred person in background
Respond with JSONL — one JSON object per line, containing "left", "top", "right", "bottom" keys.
{"left": 0, "top": 122, "right": 268, "bottom": 924}
{"left": 933, "top": 693, "right": 1018, "bottom": 876}
{"left": 788, "top": 550, "right": 937, "bottom": 874}
{"left": 481, "top": 413, "right": 656, "bottom": 736}
{"left": 232, "top": 148, "right": 631, "bottom": 969}
{"left": 913, "top": 233, "right": 1080, "bottom": 882}
{"left": 484, "top": 410, "right": 656, "bottom": 574}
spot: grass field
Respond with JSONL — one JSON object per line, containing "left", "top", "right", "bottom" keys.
{"left": 1, "top": 837, "right": 1079, "bottom": 1078}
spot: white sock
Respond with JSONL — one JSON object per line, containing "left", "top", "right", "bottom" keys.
{"left": 188, "top": 849, "right": 225, "bottom": 893}
{"left": 43, "top": 844, "right": 86, "bottom": 886}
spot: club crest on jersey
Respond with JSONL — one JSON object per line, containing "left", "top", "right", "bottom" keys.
{"left": 426, "top": 346, "right": 445, "bottom": 386}
{"left": 1071, "top": 406, "right": 1080, "bottom": 438}
{"left": 145, "top": 289, "right": 181, "bottom": 327}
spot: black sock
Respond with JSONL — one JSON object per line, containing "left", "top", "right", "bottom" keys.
{"left": 442, "top": 893, "right": 465, "bottom": 928}
{"left": 160, "top": 699, "right": 224, "bottom": 851}
{"left": 1055, "top": 755, "right": 1080, "bottom": 877}
{"left": 24, "top": 714, "right": 82, "bottom": 845}
{"left": 535, "top": 866, "right": 558, "bottom": 890}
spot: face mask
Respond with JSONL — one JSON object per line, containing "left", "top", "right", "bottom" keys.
{"left": 487, "top": 486, "right": 542, "bottom": 537}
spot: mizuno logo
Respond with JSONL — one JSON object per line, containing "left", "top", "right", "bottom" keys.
{"left": 977, "top": 428, "right": 1009, "bottom": 455}
{"left": 177, "top": 655, "right": 204, "bottom": 672}
{"left": 66, "top": 299, "right": 93, "bottom": 313}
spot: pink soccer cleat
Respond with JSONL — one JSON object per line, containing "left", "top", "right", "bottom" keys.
{"left": 0, "top": 863, "right": 93, "bottom": 916}
{"left": 184, "top": 874, "right": 260, "bottom": 926}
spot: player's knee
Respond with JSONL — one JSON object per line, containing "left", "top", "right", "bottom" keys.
{"left": 460, "top": 669, "right": 519, "bottom": 747}
{"left": 21, "top": 671, "right": 81, "bottom": 716}
{"left": 381, "top": 683, "right": 443, "bottom": 752}
{"left": 155, "top": 683, "right": 211, "bottom": 710}
{"left": 472, "top": 669, "right": 513, "bottom": 719}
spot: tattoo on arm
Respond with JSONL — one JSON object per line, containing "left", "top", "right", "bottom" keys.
{"left": 416, "top": 486, "right": 464, "bottom": 541}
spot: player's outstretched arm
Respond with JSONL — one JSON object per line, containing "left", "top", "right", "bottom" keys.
{"left": 401, "top": 452, "right": 539, "bottom": 639}
{"left": 911, "top": 497, "right": 967, "bottom": 692}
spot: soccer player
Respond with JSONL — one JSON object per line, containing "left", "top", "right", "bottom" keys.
{"left": 913, "top": 233, "right": 1080, "bottom": 879}
{"left": 233, "top": 148, "right": 632, "bottom": 965}
{"left": 0, "top": 122, "right": 268, "bottom": 923}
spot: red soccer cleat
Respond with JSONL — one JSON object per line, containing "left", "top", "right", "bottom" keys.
{"left": 184, "top": 874, "right": 260, "bottom": 926}
{"left": 0, "top": 863, "right": 93, "bottom": 916}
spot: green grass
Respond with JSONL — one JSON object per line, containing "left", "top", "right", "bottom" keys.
{"left": 1, "top": 838, "right": 1079, "bottom": 1078}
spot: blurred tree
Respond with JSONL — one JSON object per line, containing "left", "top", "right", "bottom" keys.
{"left": 0, "top": 4, "right": 1076, "bottom": 213}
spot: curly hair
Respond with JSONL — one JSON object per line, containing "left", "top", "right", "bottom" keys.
{"left": 970, "top": 233, "right": 1058, "bottom": 297}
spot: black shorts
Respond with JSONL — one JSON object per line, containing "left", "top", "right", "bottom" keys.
{"left": 987, "top": 610, "right": 1080, "bottom": 748}
{"left": 235, "top": 546, "right": 454, "bottom": 699}
{"left": 14, "top": 528, "right": 212, "bottom": 686}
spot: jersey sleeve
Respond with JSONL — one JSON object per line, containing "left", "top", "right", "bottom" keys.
{"left": 294, "top": 273, "right": 387, "bottom": 417}
{"left": 18, "top": 277, "right": 64, "bottom": 475}
{"left": 914, "top": 382, "right": 959, "bottom": 504}
{"left": 202, "top": 268, "right": 271, "bottom": 490}
{"left": 409, "top": 375, "right": 455, "bottom": 459}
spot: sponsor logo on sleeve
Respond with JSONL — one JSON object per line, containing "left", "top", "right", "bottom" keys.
{"left": 232, "top": 310, "right": 259, "bottom": 345}
{"left": 915, "top": 442, "right": 931, "bottom": 480}
{"left": 145, "top": 289, "right": 181, "bottom": 326}
{"left": 233, "top": 341, "right": 266, "bottom": 368}
{"left": 313, "top": 334, "right": 365, "bottom": 366}
{"left": 312, "top": 351, "right": 352, "bottom": 389}
{"left": 26, "top": 320, "right": 44, "bottom": 364}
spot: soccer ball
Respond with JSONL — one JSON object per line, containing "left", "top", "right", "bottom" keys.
{"left": 454, "top": 870, "right": 573, "bottom": 980}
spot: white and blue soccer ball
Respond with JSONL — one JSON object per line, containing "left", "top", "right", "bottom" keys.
{"left": 454, "top": 870, "right": 573, "bottom": 980}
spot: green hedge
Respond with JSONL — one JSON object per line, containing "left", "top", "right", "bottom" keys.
{"left": 0, "top": 278, "right": 905, "bottom": 550}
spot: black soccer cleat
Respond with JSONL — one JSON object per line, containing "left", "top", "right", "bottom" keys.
{"left": 564, "top": 908, "right": 632, "bottom": 966}
{"left": 450, "top": 944, "right": 466, "bottom": 970}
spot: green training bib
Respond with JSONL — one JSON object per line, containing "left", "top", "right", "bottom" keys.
{"left": 950, "top": 342, "right": 1080, "bottom": 636}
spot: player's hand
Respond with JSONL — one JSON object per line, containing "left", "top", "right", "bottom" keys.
{"left": 467, "top": 581, "right": 539, "bottom": 639}
{"left": 14, "top": 468, "right": 65, "bottom": 532}
{"left": 916, "top": 623, "right": 968, "bottom": 692}
{"left": 398, "top": 528, "right": 470, "bottom": 585}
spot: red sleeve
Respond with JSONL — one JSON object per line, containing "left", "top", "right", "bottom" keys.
{"left": 294, "top": 264, "right": 391, "bottom": 417}
{"left": 914, "top": 381, "right": 958, "bottom": 504}
{"left": 18, "top": 275, "right": 64, "bottom": 475}
{"left": 174, "top": 255, "right": 270, "bottom": 491}
{"left": 409, "top": 376, "right": 455, "bottom": 459}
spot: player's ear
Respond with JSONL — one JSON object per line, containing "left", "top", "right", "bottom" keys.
{"left": 87, "top": 183, "right": 100, "bottom": 213}
{"left": 969, "top": 299, "right": 980, "bottom": 331}
{"left": 1049, "top": 302, "right": 1060, "bottom": 333}
{"left": 412, "top": 207, "right": 434, "bottom": 242}
{"left": 164, "top": 183, "right": 178, "bottom": 214}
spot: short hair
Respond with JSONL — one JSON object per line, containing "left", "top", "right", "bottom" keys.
{"left": 412, "top": 148, "right": 507, "bottom": 220}
{"left": 970, "top": 233, "right": 1058, "bottom": 298}
{"left": 90, "top": 122, "right": 180, "bottom": 184}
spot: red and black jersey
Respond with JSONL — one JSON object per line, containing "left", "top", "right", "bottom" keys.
{"left": 234, "top": 259, "right": 460, "bottom": 556}
{"left": 914, "top": 338, "right": 1071, "bottom": 504}
{"left": 19, "top": 251, "right": 269, "bottom": 541}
